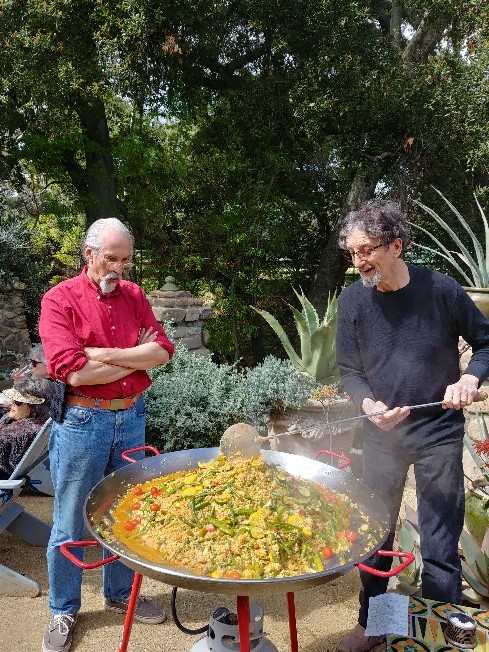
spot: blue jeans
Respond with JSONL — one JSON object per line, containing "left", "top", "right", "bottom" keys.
{"left": 358, "top": 438, "right": 464, "bottom": 627}
{"left": 47, "top": 398, "right": 146, "bottom": 615}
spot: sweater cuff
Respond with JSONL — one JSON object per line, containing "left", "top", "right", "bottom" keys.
{"left": 463, "top": 361, "right": 486, "bottom": 384}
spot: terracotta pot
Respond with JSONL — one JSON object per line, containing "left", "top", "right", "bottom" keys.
{"left": 464, "top": 287, "right": 489, "bottom": 319}
{"left": 266, "top": 397, "right": 358, "bottom": 460}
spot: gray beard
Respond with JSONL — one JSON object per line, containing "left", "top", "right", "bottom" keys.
{"left": 99, "top": 273, "right": 120, "bottom": 294}
{"left": 360, "top": 269, "right": 382, "bottom": 288}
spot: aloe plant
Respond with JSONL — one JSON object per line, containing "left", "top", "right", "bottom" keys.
{"left": 253, "top": 289, "right": 339, "bottom": 385}
{"left": 412, "top": 188, "right": 489, "bottom": 288}
{"left": 460, "top": 528, "right": 489, "bottom": 605}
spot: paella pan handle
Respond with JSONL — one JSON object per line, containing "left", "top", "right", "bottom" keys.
{"left": 60, "top": 540, "right": 120, "bottom": 569}
{"left": 314, "top": 449, "right": 351, "bottom": 470}
{"left": 121, "top": 445, "right": 161, "bottom": 463}
{"left": 356, "top": 550, "right": 415, "bottom": 577}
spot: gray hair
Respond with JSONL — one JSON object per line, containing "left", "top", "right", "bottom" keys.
{"left": 30, "top": 343, "right": 46, "bottom": 364}
{"left": 338, "top": 200, "right": 410, "bottom": 254}
{"left": 82, "top": 218, "right": 133, "bottom": 260}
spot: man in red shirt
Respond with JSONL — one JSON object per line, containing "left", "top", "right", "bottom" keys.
{"left": 39, "top": 218, "right": 174, "bottom": 652}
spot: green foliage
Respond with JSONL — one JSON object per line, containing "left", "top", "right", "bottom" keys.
{"left": 0, "top": 218, "right": 49, "bottom": 331}
{"left": 145, "top": 335, "right": 316, "bottom": 452}
{"left": 460, "top": 528, "right": 489, "bottom": 604}
{"left": 253, "top": 290, "right": 339, "bottom": 385}
{"left": 412, "top": 188, "right": 489, "bottom": 287}
{"left": 464, "top": 413, "right": 489, "bottom": 485}
{"left": 391, "top": 505, "right": 423, "bottom": 597}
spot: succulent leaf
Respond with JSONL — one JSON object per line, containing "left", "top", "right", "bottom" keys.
{"left": 461, "top": 560, "right": 489, "bottom": 597}
{"left": 252, "top": 291, "right": 338, "bottom": 384}
{"left": 293, "top": 287, "right": 319, "bottom": 333}
{"left": 252, "top": 308, "right": 306, "bottom": 373}
{"left": 396, "top": 581, "right": 422, "bottom": 596}
{"left": 309, "top": 324, "right": 338, "bottom": 385}
{"left": 462, "top": 587, "right": 483, "bottom": 604}
{"left": 460, "top": 529, "right": 487, "bottom": 573}
{"left": 413, "top": 189, "right": 489, "bottom": 288}
{"left": 289, "top": 304, "right": 313, "bottom": 368}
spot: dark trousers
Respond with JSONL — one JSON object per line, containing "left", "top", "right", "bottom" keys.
{"left": 358, "top": 438, "right": 464, "bottom": 627}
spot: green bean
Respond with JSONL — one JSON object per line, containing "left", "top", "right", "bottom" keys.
{"left": 208, "top": 518, "right": 234, "bottom": 536}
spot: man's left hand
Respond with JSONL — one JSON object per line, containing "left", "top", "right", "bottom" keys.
{"left": 137, "top": 327, "right": 158, "bottom": 345}
{"left": 442, "top": 374, "right": 479, "bottom": 410}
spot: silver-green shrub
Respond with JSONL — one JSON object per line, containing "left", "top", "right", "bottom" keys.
{"left": 145, "top": 333, "right": 316, "bottom": 452}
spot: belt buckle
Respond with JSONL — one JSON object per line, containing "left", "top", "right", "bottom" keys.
{"left": 111, "top": 398, "right": 126, "bottom": 410}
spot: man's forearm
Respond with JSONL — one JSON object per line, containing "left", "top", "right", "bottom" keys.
{"left": 85, "top": 342, "right": 170, "bottom": 370}
{"left": 67, "top": 360, "right": 134, "bottom": 386}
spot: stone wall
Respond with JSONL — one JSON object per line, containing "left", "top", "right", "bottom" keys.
{"left": 148, "top": 276, "right": 214, "bottom": 356}
{"left": 0, "top": 280, "right": 32, "bottom": 389}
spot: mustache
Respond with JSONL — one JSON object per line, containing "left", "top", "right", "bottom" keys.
{"left": 102, "top": 272, "right": 120, "bottom": 282}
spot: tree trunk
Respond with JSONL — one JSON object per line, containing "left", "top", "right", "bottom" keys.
{"left": 77, "top": 98, "right": 120, "bottom": 226}
{"left": 308, "top": 167, "right": 381, "bottom": 315}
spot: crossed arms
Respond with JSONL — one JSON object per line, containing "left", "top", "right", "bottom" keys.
{"left": 68, "top": 327, "right": 170, "bottom": 387}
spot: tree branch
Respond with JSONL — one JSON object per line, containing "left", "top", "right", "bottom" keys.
{"left": 403, "top": 12, "right": 448, "bottom": 62}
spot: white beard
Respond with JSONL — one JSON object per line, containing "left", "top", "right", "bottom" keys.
{"left": 360, "top": 269, "right": 382, "bottom": 288}
{"left": 99, "top": 272, "right": 120, "bottom": 295}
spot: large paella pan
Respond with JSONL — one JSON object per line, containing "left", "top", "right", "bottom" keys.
{"left": 83, "top": 448, "right": 392, "bottom": 596}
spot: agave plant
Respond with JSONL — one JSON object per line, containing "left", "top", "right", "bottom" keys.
{"left": 460, "top": 528, "right": 489, "bottom": 606}
{"left": 412, "top": 188, "right": 489, "bottom": 288}
{"left": 253, "top": 289, "right": 339, "bottom": 385}
{"left": 390, "top": 505, "right": 423, "bottom": 597}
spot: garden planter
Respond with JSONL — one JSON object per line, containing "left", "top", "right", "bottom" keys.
{"left": 266, "top": 397, "right": 358, "bottom": 459}
{"left": 464, "top": 287, "right": 489, "bottom": 319}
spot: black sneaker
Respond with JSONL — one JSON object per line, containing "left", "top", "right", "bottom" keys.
{"left": 42, "top": 614, "right": 78, "bottom": 652}
{"left": 104, "top": 595, "right": 166, "bottom": 624}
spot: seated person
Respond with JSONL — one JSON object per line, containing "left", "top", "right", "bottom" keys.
{"left": 0, "top": 386, "right": 50, "bottom": 480}
{"left": 14, "top": 343, "right": 54, "bottom": 403}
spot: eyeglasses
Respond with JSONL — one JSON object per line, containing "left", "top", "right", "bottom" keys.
{"left": 13, "top": 400, "right": 24, "bottom": 407}
{"left": 345, "top": 243, "right": 385, "bottom": 261}
{"left": 95, "top": 252, "right": 134, "bottom": 272}
{"left": 30, "top": 359, "right": 43, "bottom": 367}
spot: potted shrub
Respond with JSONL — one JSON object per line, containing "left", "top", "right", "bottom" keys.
{"left": 253, "top": 289, "right": 358, "bottom": 458}
{"left": 412, "top": 188, "right": 489, "bottom": 316}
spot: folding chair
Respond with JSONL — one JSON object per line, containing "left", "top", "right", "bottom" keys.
{"left": 0, "top": 417, "right": 53, "bottom": 596}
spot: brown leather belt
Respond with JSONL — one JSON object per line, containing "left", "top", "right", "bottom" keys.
{"left": 66, "top": 393, "right": 142, "bottom": 411}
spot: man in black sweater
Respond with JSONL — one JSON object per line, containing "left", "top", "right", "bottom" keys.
{"left": 336, "top": 200, "right": 489, "bottom": 652}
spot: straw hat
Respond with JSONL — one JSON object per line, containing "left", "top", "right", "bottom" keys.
{"left": 2, "top": 387, "right": 45, "bottom": 405}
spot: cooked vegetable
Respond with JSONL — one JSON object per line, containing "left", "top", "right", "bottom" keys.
{"left": 109, "top": 455, "right": 376, "bottom": 579}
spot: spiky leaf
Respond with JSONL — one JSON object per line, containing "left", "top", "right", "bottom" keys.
{"left": 310, "top": 324, "right": 338, "bottom": 384}
{"left": 460, "top": 529, "right": 488, "bottom": 574}
{"left": 293, "top": 287, "right": 319, "bottom": 333}
{"left": 289, "top": 304, "right": 313, "bottom": 369}
{"left": 396, "top": 581, "right": 422, "bottom": 596}
{"left": 252, "top": 308, "right": 306, "bottom": 373}
{"left": 461, "top": 560, "right": 489, "bottom": 597}
{"left": 462, "top": 587, "right": 483, "bottom": 604}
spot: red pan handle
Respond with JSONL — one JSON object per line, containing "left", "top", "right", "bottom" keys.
{"left": 121, "top": 445, "right": 161, "bottom": 463}
{"left": 60, "top": 540, "right": 119, "bottom": 569}
{"left": 314, "top": 449, "right": 351, "bottom": 470}
{"left": 356, "top": 550, "right": 415, "bottom": 577}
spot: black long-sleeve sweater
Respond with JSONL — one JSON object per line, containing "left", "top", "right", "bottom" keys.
{"left": 336, "top": 264, "right": 489, "bottom": 453}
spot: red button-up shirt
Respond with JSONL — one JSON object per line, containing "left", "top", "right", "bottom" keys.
{"left": 39, "top": 267, "right": 175, "bottom": 399}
